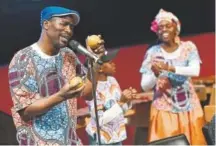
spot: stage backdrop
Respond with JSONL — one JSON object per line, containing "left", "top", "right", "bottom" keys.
{"left": 0, "top": 32, "right": 214, "bottom": 145}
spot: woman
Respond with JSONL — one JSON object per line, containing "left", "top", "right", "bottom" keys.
{"left": 140, "top": 9, "right": 206, "bottom": 145}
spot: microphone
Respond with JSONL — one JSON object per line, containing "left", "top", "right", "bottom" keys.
{"left": 69, "top": 40, "right": 103, "bottom": 65}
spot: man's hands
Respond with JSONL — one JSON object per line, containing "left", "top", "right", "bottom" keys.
{"left": 59, "top": 77, "right": 86, "bottom": 99}
{"left": 86, "top": 35, "right": 106, "bottom": 58}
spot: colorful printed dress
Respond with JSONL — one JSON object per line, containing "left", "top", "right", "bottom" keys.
{"left": 85, "top": 76, "right": 129, "bottom": 144}
{"left": 8, "top": 43, "right": 87, "bottom": 145}
{"left": 140, "top": 41, "right": 206, "bottom": 145}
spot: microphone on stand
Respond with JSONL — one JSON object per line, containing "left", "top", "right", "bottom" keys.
{"left": 68, "top": 40, "right": 103, "bottom": 65}
{"left": 69, "top": 40, "right": 103, "bottom": 144}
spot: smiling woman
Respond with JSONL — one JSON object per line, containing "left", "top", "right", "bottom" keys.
{"left": 140, "top": 9, "right": 207, "bottom": 145}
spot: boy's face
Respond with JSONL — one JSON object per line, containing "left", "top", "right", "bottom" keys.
{"left": 100, "top": 61, "right": 116, "bottom": 75}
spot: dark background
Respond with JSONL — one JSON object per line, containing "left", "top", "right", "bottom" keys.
{"left": 0, "top": 0, "right": 214, "bottom": 65}
{"left": 0, "top": 1, "right": 214, "bottom": 145}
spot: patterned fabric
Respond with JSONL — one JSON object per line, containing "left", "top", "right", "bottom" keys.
{"left": 8, "top": 43, "right": 87, "bottom": 145}
{"left": 140, "top": 41, "right": 202, "bottom": 113}
{"left": 85, "top": 76, "right": 127, "bottom": 144}
{"left": 141, "top": 41, "right": 206, "bottom": 145}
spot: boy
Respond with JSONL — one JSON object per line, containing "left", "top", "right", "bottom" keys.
{"left": 85, "top": 50, "right": 136, "bottom": 145}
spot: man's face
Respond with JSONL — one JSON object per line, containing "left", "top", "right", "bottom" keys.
{"left": 45, "top": 16, "right": 75, "bottom": 48}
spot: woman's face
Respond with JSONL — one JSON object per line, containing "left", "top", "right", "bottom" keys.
{"left": 157, "top": 20, "right": 177, "bottom": 43}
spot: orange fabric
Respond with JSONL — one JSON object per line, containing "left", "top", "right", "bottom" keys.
{"left": 204, "top": 105, "right": 216, "bottom": 122}
{"left": 148, "top": 105, "right": 206, "bottom": 145}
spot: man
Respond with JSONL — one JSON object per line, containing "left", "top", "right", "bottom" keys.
{"left": 8, "top": 6, "right": 105, "bottom": 145}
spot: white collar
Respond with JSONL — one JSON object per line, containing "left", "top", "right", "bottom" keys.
{"left": 160, "top": 45, "right": 181, "bottom": 59}
{"left": 31, "top": 43, "right": 60, "bottom": 59}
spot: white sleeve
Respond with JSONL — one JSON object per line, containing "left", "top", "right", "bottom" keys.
{"left": 99, "top": 103, "right": 123, "bottom": 126}
{"left": 175, "top": 41, "right": 201, "bottom": 77}
{"left": 140, "top": 48, "right": 157, "bottom": 91}
{"left": 175, "top": 60, "right": 200, "bottom": 76}
{"left": 141, "top": 73, "right": 157, "bottom": 91}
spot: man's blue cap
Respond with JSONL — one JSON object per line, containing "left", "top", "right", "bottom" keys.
{"left": 40, "top": 6, "right": 80, "bottom": 26}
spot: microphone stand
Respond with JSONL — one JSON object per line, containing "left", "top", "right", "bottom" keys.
{"left": 88, "top": 58, "right": 101, "bottom": 145}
